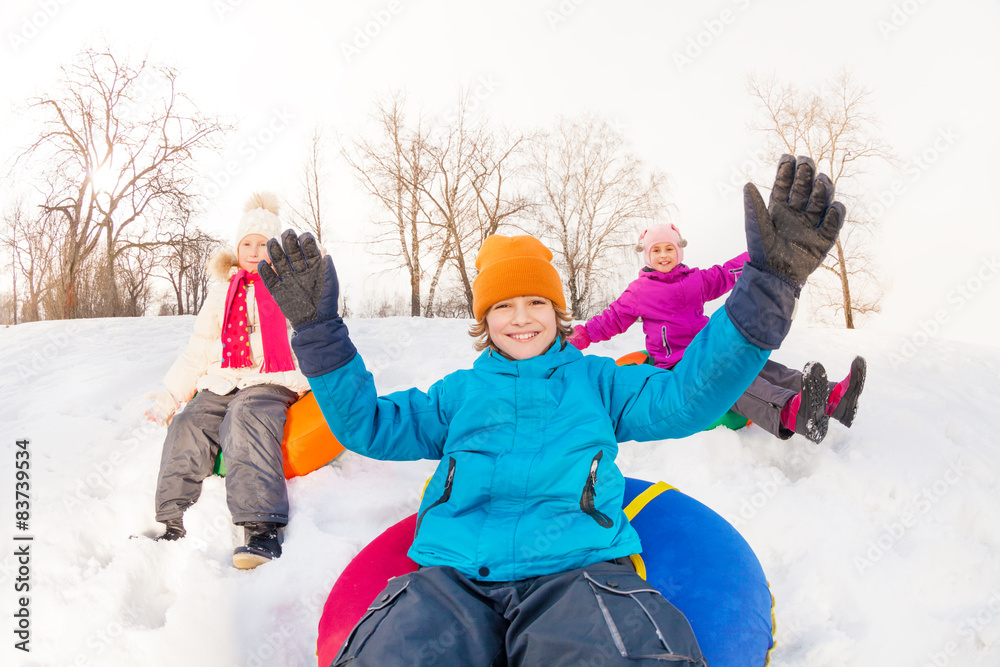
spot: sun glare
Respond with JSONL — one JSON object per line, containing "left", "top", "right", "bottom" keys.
{"left": 88, "top": 162, "right": 117, "bottom": 194}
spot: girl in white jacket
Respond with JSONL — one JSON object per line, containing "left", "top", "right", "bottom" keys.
{"left": 145, "top": 193, "right": 308, "bottom": 569}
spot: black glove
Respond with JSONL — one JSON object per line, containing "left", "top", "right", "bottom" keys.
{"left": 744, "top": 154, "right": 845, "bottom": 285}
{"left": 724, "top": 156, "right": 845, "bottom": 350}
{"left": 258, "top": 230, "right": 357, "bottom": 376}
{"left": 258, "top": 230, "right": 339, "bottom": 329}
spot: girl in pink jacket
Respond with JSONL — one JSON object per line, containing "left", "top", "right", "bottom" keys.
{"left": 569, "top": 223, "right": 866, "bottom": 443}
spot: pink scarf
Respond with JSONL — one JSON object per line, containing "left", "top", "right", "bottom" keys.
{"left": 221, "top": 269, "right": 295, "bottom": 373}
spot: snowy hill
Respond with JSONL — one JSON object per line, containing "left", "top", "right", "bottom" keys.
{"left": 2, "top": 316, "right": 999, "bottom": 667}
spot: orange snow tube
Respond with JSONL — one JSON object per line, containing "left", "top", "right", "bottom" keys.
{"left": 280, "top": 391, "right": 345, "bottom": 479}
{"left": 213, "top": 391, "right": 344, "bottom": 479}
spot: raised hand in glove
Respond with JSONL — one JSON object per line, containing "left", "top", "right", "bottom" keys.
{"left": 258, "top": 229, "right": 357, "bottom": 376}
{"left": 258, "top": 230, "right": 340, "bottom": 330}
{"left": 743, "top": 154, "right": 845, "bottom": 285}
{"left": 725, "top": 155, "right": 846, "bottom": 350}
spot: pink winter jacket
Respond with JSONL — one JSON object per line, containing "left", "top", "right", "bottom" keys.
{"left": 582, "top": 252, "right": 750, "bottom": 369}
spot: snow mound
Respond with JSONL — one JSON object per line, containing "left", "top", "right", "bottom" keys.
{"left": 1, "top": 316, "right": 999, "bottom": 667}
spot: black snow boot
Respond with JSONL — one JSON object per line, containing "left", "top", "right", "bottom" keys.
{"left": 829, "top": 356, "right": 867, "bottom": 428}
{"left": 233, "top": 522, "right": 282, "bottom": 570}
{"left": 152, "top": 516, "right": 186, "bottom": 542}
{"left": 795, "top": 362, "right": 830, "bottom": 444}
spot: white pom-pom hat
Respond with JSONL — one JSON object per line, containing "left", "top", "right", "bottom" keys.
{"left": 233, "top": 192, "right": 281, "bottom": 250}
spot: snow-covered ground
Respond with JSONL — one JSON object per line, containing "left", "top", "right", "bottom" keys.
{"left": 1, "top": 315, "right": 999, "bottom": 667}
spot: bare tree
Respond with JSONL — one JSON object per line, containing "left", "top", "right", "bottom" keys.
{"left": 417, "top": 95, "right": 531, "bottom": 316}
{"left": 413, "top": 108, "right": 480, "bottom": 315}
{"left": 287, "top": 125, "right": 331, "bottom": 244}
{"left": 746, "top": 70, "right": 892, "bottom": 328}
{"left": 158, "top": 209, "right": 224, "bottom": 316}
{"left": 15, "top": 45, "right": 228, "bottom": 319}
{"left": 426, "top": 278, "right": 471, "bottom": 318}
{"left": 345, "top": 93, "right": 435, "bottom": 316}
{"left": 1, "top": 197, "right": 60, "bottom": 323}
{"left": 345, "top": 92, "right": 531, "bottom": 318}
{"left": 115, "top": 245, "right": 158, "bottom": 316}
{"left": 354, "top": 287, "right": 409, "bottom": 318}
{"left": 0, "top": 292, "right": 15, "bottom": 325}
{"left": 526, "top": 113, "right": 667, "bottom": 318}
{"left": 422, "top": 235, "right": 453, "bottom": 318}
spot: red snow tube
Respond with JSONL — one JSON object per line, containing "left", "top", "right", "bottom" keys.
{"left": 316, "top": 514, "right": 419, "bottom": 666}
{"left": 315, "top": 479, "right": 775, "bottom": 667}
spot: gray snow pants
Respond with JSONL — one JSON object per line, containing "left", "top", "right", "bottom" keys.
{"left": 332, "top": 561, "right": 707, "bottom": 667}
{"left": 154, "top": 385, "right": 297, "bottom": 525}
{"left": 731, "top": 359, "right": 834, "bottom": 440}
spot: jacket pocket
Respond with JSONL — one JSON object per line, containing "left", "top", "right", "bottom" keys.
{"left": 579, "top": 451, "right": 614, "bottom": 528}
{"left": 584, "top": 572, "right": 707, "bottom": 664}
{"left": 661, "top": 326, "right": 672, "bottom": 359}
{"left": 414, "top": 457, "right": 456, "bottom": 539}
{"left": 333, "top": 577, "right": 410, "bottom": 665}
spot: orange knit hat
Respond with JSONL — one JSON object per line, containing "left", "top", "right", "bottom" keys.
{"left": 472, "top": 235, "right": 566, "bottom": 320}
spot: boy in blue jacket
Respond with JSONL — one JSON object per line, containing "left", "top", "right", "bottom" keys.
{"left": 260, "top": 156, "right": 845, "bottom": 666}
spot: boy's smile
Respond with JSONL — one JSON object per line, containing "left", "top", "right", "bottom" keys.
{"left": 486, "top": 296, "right": 558, "bottom": 360}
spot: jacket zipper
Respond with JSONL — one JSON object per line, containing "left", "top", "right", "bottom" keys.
{"left": 414, "top": 457, "right": 456, "bottom": 538}
{"left": 580, "top": 451, "right": 614, "bottom": 528}
{"left": 661, "top": 327, "right": 672, "bottom": 359}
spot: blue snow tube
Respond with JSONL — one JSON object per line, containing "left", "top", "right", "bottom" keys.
{"left": 623, "top": 478, "right": 775, "bottom": 667}
{"left": 317, "top": 478, "right": 775, "bottom": 667}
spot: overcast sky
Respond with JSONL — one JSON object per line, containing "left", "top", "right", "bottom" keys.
{"left": 2, "top": 0, "right": 998, "bottom": 347}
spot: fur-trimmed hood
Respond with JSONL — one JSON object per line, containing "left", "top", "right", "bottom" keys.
{"left": 208, "top": 248, "right": 240, "bottom": 283}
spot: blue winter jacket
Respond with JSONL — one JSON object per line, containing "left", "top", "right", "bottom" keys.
{"left": 305, "top": 309, "right": 769, "bottom": 582}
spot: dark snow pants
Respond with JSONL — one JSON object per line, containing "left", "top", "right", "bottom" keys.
{"left": 332, "top": 561, "right": 707, "bottom": 667}
{"left": 154, "top": 385, "right": 297, "bottom": 525}
{"left": 730, "top": 359, "right": 835, "bottom": 439}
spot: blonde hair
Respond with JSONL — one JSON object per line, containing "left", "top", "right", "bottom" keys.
{"left": 468, "top": 300, "right": 575, "bottom": 353}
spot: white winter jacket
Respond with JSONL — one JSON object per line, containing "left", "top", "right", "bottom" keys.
{"left": 162, "top": 250, "right": 310, "bottom": 404}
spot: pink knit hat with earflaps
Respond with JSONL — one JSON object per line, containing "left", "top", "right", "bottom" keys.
{"left": 637, "top": 223, "right": 687, "bottom": 267}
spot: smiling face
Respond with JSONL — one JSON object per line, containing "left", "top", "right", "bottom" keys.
{"left": 485, "top": 296, "right": 559, "bottom": 360}
{"left": 648, "top": 242, "right": 679, "bottom": 273}
{"left": 238, "top": 234, "right": 270, "bottom": 273}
